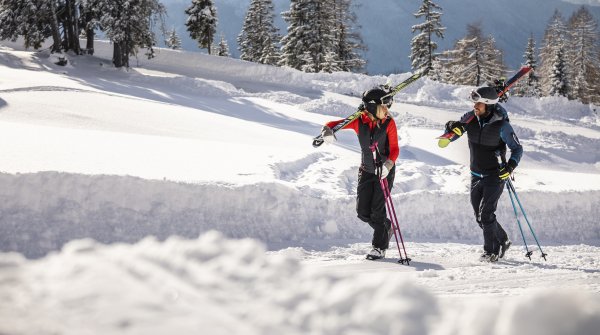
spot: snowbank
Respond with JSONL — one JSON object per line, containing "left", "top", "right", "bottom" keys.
{"left": 1, "top": 172, "right": 598, "bottom": 258}
{"left": 1, "top": 232, "right": 598, "bottom": 335}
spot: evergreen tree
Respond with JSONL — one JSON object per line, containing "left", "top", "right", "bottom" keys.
{"left": 166, "top": 28, "right": 182, "bottom": 50}
{"left": 80, "top": 0, "right": 104, "bottom": 55}
{"left": 410, "top": 0, "right": 445, "bottom": 73}
{"left": 514, "top": 34, "right": 542, "bottom": 97}
{"left": 216, "top": 34, "right": 230, "bottom": 57}
{"left": 548, "top": 45, "right": 569, "bottom": 97}
{"left": 185, "top": 0, "right": 218, "bottom": 55}
{"left": 592, "top": 52, "right": 600, "bottom": 104}
{"left": 539, "top": 10, "right": 569, "bottom": 96}
{"left": 237, "top": 0, "right": 280, "bottom": 65}
{"left": 280, "top": 0, "right": 336, "bottom": 72}
{"left": 567, "top": 6, "right": 599, "bottom": 103}
{"left": 59, "top": 0, "right": 81, "bottom": 54}
{"left": 300, "top": 50, "right": 317, "bottom": 73}
{"left": 331, "top": 0, "right": 365, "bottom": 72}
{"left": 0, "top": 0, "right": 62, "bottom": 52}
{"left": 99, "top": 0, "right": 167, "bottom": 68}
{"left": 321, "top": 50, "right": 342, "bottom": 73}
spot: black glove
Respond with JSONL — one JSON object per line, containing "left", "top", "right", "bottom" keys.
{"left": 499, "top": 160, "right": 517, "bottom": 180}
{"left": 445, "top": 121, "right": 465, "bottom": 136}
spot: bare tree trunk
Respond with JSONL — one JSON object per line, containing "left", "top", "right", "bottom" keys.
{"left": 49, "top": 3, "right": 62, "bottom": 53}
{"left": 64, "top": 0, "right": 80, "bottom": 54}
{"left": 113, "top": 42, "right": 124, "bottom": 67}
{"left": 85, "top": 28, "right": 94, "bottom": 55}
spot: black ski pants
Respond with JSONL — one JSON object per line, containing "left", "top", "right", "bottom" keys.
{"left": 356, "top": 167, "right": 395, "bottom": 250}
{"left": 470, "top": 175, "right": 509, "bottom": 255}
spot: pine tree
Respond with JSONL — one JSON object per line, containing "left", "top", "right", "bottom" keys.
{"left": 410, "top": 0, "right": 445, "bottom": 73}
{"left": 321, "top": 50, "right": 342, "bottom": 73}
{"left": 60, "top": 0, "right": 82, "bottom": 54}
{"left": 300, "top": 51, "right": 317, "bottom": 73}
{"left": 237, "top": 0, "right": 280, "bottom": 65}
{"left": 185, "top": 0, "right": 218, "bottom": 55}
{"left": 567, "top": 6, "right": 599, "bottom": 103}
{"left": 548, "top": 45, "right": 569, "bottom": 97}
{"left": 166, "top": 28, "right": 182, "bottom": 50}
{"left": 80, "top": 0, "right": 104, "bottom": 54}
{"left": 514, "top": 34, "right": 542, "bottom": 97}
{"left": 331, "top": 0, "right": 365, "bottom": 72}
{"left": 280, "top": 0, "right": 336, "bottom": 72}
{"left": 0, "top": 0, "right": 62, "bottom": 52}
{"left": 539, "top": 10, "right": 569, "bottom": 96}
{"left": 99, "top": 0, "right": 167, "bottom": 68}
{"left": 216, "top": 34, "right": 230, "bottom": 57}
{"left": 592, "top": 52, "right": 600, "bottom": 104}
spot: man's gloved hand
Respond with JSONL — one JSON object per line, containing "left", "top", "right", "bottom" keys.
{"left": 321, "top": 126, "right": 336, "bottom": 144}
{"left": 438, "top": 121, "right": 464, "bottom": 148}
{"left": 445, "top": 121, "right": 465, "bottom": 136}
{"left": 499, "top": 160, "right": 517, "bottom": 180}
{"left": 380, "top": 159, "right": 394, "bottom": 179}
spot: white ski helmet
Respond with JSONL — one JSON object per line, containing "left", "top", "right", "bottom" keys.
{"left": 470, "top": 86, "right": 499, "bottom": 105}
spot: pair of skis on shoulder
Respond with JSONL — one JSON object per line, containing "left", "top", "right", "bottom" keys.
{"left": 311, "top": 68, "right": 430, "bottom": 148}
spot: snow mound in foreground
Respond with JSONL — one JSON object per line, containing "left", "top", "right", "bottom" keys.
{"left": 1, "top": 232, "right": 599, "bottom": 335}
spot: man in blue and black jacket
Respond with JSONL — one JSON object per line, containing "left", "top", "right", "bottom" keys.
{"left": 440, "top": 86, "right": 523, "bottom": 262}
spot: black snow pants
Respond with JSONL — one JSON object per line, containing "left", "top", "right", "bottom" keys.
{"left": 470, "top": 175, "right": 509, "bottom": 255}
{"left": 356, "top": 167, "right": 395, "bottom": 250}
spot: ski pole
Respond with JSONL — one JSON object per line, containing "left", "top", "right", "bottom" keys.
{"left": 370, "top": 142, "right": 410, "bottom": 265}
{"left": 507, "top": 179, "right": 547, "bottom": 261}
{"left": 381, "top": 178, "right": 411, "bottom": 265}
{"left": 379, "top": 178, "right": 405, "bottom": 262}
{"left": 506, "top": 181, "right": 533, "bottom": 260}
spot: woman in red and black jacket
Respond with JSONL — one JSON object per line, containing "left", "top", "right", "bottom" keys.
{"left": 320, "top": 87, "right": 399, "bottom": 260}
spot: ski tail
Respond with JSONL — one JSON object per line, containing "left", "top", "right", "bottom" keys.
{"left": 497, "top": 66, "right": 532, "bottom": 97}
{"left": 313, "top": 69, "right": 429, "bottom": 148}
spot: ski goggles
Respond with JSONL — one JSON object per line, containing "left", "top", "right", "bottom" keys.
{"left": 380, "top": 95, "right": 393, "bottom": 108}
{"left": 470, "top": 90, "right": 483, "bottom": 102}
{"left": 469, "top": 90, "right": 498, "bottom": 104}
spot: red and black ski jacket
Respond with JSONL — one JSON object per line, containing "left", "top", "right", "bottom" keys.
{"left": 326, "top": 113, "right": 399, "bottom": 174}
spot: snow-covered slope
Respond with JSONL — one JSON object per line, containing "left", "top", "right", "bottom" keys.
{"left": 1, "top": 41, "right": 599, "bottom": 334}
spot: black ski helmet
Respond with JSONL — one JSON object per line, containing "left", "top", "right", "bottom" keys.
{"left": 362, "top": 87, "right": 393, "bottom": 116}
{"left": 470, "top": 86, "right": 499, "bottom": 105}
